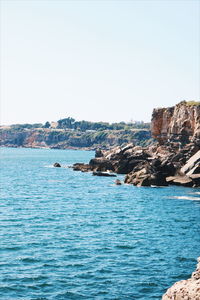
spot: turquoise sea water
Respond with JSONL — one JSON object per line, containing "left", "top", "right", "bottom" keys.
{"left": 0, "top": 147, "right": 200, "bottom": 300}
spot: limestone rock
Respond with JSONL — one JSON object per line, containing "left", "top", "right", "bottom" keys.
{"left": 180, "top": 150, "right": 200, "bottom": 175}
{"left": 151, "top": 101, "right": 200, "bottom": 145}
{"left": 162, "top": 257, "right": 200, "bottom": 300}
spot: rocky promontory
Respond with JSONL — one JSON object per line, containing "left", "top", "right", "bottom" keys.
{"left": 162, "top": 257, "right": 200, "bottom": 299}
{"left": 72, "top": 101, "right": 200, "bottom": 187}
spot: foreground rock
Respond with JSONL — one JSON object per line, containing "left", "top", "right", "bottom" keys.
{"left": 72, "top": 142, "right": 200, "bottom": 187}
{"left": 162, "top": 257, "right": 200, "bottom": 300}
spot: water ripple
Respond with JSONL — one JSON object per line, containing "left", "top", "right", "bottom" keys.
{"left": 0, "top": 148, "right": 200, "bottom": 299}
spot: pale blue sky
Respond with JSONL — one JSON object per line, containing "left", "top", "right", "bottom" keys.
{"left": 1, "top": 0, "right": 199, "bottom": 125}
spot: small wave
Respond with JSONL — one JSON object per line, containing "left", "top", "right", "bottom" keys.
{"left": 98, "top": 268, "right": 112, "bottom": 274}
{"left": 115, "top": 244, "right": 135, "bottom": 250}
{"left": 172, "top": 196, "right": 200, "bottom": 201}
{"left": 176, "top": 256, "right": 196, "bottom": 263}
{"left": 190, "top": 191, "right": 200, "bottom": 195}
{"left": 1, "top": 246, "right": 22, "bottom": 251}
{"left": 44, "top": 164, "right": 68, "bottom": 168}
{"left": 55, "top": 291, "right": 87, "bottom": 299}
{"left": 21, "top": 276, "right": 48, "bottom": 282}
{"left": 19, "top": 257, "right": 40, "bottom": 263}
{"left": 44, "top": 165, "right": 54, "bottom": 168}
{"left": 48, "top": 180, "right": 64, "bottom": 183}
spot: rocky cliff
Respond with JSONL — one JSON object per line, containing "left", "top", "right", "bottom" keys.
{"left": 71, "top": 101, "right": 200, "bottom": 187}
{"left": 0, "top": 127, "right": 151, "bottom": 149}
{"left": 151, "top": 101, "right": 200, "bottom": 145}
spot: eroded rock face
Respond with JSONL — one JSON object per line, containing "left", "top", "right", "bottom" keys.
{"left": 151, "top": 101, "right": 200, "bottom": 145}
{"left": 72, "top": 141, "right": 200, "bottom": 187}
{"left": 162, "top": 257, "right": 200, "bottom": 300}
{"left": 71, "top": 101, "right": 200, "bottom": 187}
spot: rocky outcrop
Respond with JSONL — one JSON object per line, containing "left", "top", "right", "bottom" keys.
{"left": 162, "top": 257, "right": 200, "bottom": 300}
{"left": 71, "top": 101, "right": 200, "bottom": 187}
{"left": 151, "top": 101, "right": 200, "bottom": 145}
{"left": 72, "top": 140, "right": 200, "bottom": 187}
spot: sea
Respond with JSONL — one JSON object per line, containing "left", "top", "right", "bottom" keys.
{"left": 0, "top": 147, "right": 200, "bottom": 300}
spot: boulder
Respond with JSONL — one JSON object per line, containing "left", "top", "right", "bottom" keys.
{"left": 162, "top": 257, "right": 200, "bottom": 300}
{"left": 72, "top": 163, "right": 91, "bottom": 172}
{"left": 180, "top": 150, "right": 200, "bottom": 175}
{"left": 166, "top": 176, "right": 194, "bottom": 187}
{"left": 89, "top": 158, "right": 115, "bottom": 172}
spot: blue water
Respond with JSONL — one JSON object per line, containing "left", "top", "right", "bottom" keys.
{"left": 0, "top": 148, "right": 200, "bottom": 300}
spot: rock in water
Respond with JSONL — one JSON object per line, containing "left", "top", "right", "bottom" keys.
{"left": 115, "top": 179, "right": 122, "bottom": 185}
{"left": 53, "top": 162, "right": 61, "bottom": 167}
{"left": 162, "top": 257, "right": 200, "bottom": 300}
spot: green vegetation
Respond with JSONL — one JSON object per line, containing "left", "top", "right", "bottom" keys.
{"left": 186, "top": 101, "right": 200, "bottom": 106}
{"left": 10, "top": 123, "right": 43, "bottom": 130}
{"left": 57, "top": 117, "right": 150, "bottom": 131}
{"left": 0, "top": 117, "right": 152, "bottom": 149}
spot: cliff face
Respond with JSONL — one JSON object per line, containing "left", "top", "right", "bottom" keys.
{"left": 151, "top": 101, "right": 200, "bottom": 144}
{"left": 0, "top": 127, "right": 151, "bottom": 149}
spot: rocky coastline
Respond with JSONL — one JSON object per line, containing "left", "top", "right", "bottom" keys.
{"left": 71, "top": 102, "right": 200, "bottom": 188}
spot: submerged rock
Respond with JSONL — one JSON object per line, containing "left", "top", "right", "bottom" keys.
{"left": 162, "top": 257, "right": 200, "bottom": 300}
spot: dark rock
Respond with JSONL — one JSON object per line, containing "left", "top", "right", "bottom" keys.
{"left": 72, "top": 163, "right": 91, "bottom": 172}
{"left": 95, "top": 149, "right": 104, "bottom": 158}
{"left": 89, "top": 158, "right": 115, "bottom": 172}
{"left": 115, "top": 179, "right": 122, "bottom": 185}
{"left": 189, "top": 174, "right": 200, "bottom": 187}
{"left": 53, "top": 162, "right": 61, "bottom": 167}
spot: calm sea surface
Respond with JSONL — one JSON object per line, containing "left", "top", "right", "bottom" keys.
{"left": 0, "top": 148, "right": 200, "bottom": 300}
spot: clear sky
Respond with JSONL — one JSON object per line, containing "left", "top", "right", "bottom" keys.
{"left": 0, "top": 0, "right": 199, "bottom": 125}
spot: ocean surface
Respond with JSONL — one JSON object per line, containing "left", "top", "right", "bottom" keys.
{"left": 0, "top": 148, "right": 200, "bottom": 300}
